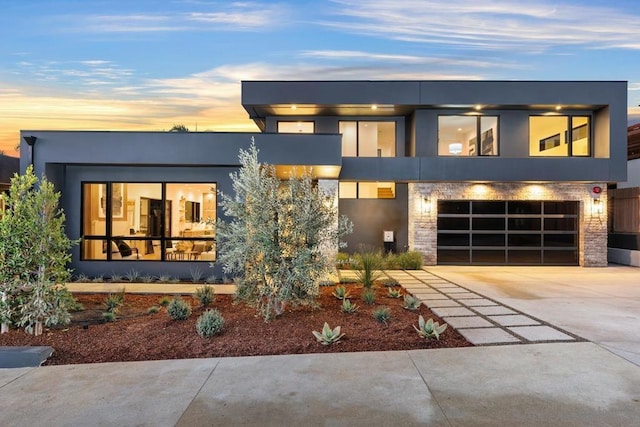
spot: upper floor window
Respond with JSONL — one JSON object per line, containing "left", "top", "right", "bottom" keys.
{"left": 438, "top": 115, "right": 499, "bottom": 156}
{"left": 339, "top": 121, "right": 396, "bottom": 157}
{"left": 338, "top": 182, "right": 395, "bottom": 199}
{"left": 529, "top": 115, "right": 590, "bottom": 157}
{"left": 277, "top": 121, "right": 314, "bottom": 133}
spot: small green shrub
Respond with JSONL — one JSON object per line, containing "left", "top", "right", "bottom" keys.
{"left": 383, "top": 252, "right": 399, "bottom": 270}
{"left": 205, "top": 274, "right": 218, "bottom": 284}
{"left": 146, "top": 306, "right": 160, "bottom": 314}
{"left": 338, "top": 276, "right": 358, "bottom": 284}
{"left": 332, "top": 285, "right": 351, "bottom": 300}
{"left": 341, "top": 299, "right": 359, "bottom": 313}
{"left": 335, "top": 252, "right": 354, "bottom": 269}
{"left": 158, "top": 295, "right": 171, "bottom": 306}
{"left": 312, "top": 322, "right": 345, "bottom": 345}
{"left": 194, "top": 285, "right": 216, "bottom": 307}
{"left": 141, "top": 275, "right": 156, "bottom": 283}
{"left": 414, "top": 315, "right": 447, "bottom": 340}
{"left": 167, "top": 297, "right": 191, "bottom": 320}
{"left": 379, "top": 278, "right": 400, "bottom": 287}
{"left": 91, "top": 275, "right": 104, "bottom": 283}
{"left": 74, "top": 273, "right": 89, "bottom": 283}
{"left": 196, "top": 309, "right": 225, "bottom": 338}
{"left": 110, "top": 273, "right": 123, "bottom": 282}
{"left": 397, "top": 251, "right": 423, "bottom": 270}
{"left": 387, "top": 287, "right": 402, "bottom": 298}
{"left": 403, "top": 295, "right": 421, "bottom": 311}
{"left": 190, "top": 268, "right": 204, "bottom": 283}
{"left": 158, "top": 274, "right": 172, "bottom": 283}
{"left": 319, "top": 280, "right": 335, "bottom": 287}
{"left": 373, "top": 306, "right": 391, "bottom": 325}
{"left": 102, "top": 311, "right": 116, "bottom": 322}
{"left": 104, "top": 288, "right": 125, "bottom": 313}
{"left": 125, "top": 269, "right": 140, "bottom": 282}
{"left": 355, "top": 250, "right": 383, "bottom": 288}
{"left": 362, "top": 288, "right": 376, "bottom": 305}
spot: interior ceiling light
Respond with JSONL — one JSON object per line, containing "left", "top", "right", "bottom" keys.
{"left": 371, "top": 104, "right": 378, "bottom": 110}
{"left": 474, "top": 105, "right": 482, "bottom": 110}
{"left": 291, "top": 104, "right": 297, "bottom": 110}
{"left": 555, "top": 105, "right": 562, "bottom": 110}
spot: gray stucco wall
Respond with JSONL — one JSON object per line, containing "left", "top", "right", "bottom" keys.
{"left": 339, "top": 184, "right": 408, "bottom": 254}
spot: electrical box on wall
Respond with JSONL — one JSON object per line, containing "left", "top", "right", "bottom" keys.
{"left": 383, "top": 230, "right": 394, "bottom": 243}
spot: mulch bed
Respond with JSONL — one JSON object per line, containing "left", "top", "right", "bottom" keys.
{"left": 0, "top": 284, "right": 472, "bottom": 365}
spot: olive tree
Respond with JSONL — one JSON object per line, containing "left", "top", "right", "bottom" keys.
{"left": 216, "top": 140, "right": 352, "bottom": 321}
{"left": 0, "top": 166, "right": 74, "bottom": 335}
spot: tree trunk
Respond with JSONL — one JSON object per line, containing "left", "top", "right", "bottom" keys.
{"left": 1, "top": 292, "right": 7, "bottom": 334}
{"left": 34, "top": 321, "right": 43, "bottom": 336}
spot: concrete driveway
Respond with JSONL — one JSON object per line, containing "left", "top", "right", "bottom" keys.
{"left": 427, "top": 265, "right": 640, "bottom": 366}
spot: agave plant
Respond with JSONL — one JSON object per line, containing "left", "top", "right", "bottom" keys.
{"left": 413, "top": 315, "right": 448, "bottom": 340}
{"left": 387, "top": 287, "right": 402, "bottom": 298}
{"left": 403, "top": 295, "right": 421, "bottom": 311}
{"left": 341, "top": 298, "right": 359, "bottom": 313}
{"left": 312, "top": 322, "right": 345, "bottom": 345}
{"left": 332, "top": 285, "right": 351, "bottom": 300}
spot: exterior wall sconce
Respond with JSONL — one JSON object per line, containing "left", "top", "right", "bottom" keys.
{"left": 421, "top": 197, "right": 431, "bottom": 214}
{"left": 23, "top": 135, "right": 38, "bottom": 167}
{"left": 591, "top": 198, "right": 603, "bottom": 216}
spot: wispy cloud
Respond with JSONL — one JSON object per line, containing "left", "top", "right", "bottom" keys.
{"left": 68, "top": 2, "right": 289, "bottom": 33}
{"left": 326, "top": 0, "right": 640, "bottom": 52}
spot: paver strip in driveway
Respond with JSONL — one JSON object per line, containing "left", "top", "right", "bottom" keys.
{"left": 384, "top": 269, "right": 585, "bottom": 346}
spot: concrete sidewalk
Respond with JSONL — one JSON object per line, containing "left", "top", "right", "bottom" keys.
{"left": 1, "top": 343, "right": 639, "bottom": 426}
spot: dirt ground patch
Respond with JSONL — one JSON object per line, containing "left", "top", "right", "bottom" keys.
{"left": 0, "top": 284, "right": 472, "bottom": 365}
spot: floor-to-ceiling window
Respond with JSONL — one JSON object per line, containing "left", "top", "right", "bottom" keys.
{"left": 529, "top": 115, "right": 591, "bottom": 156}
{"left": 81, "top": 182, "right": 216, "bottom": 261}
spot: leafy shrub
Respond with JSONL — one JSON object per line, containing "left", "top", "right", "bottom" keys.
{"left": 362, "top": 288, "right": 376, "bottom": 305}
{"left": 387, "top": 287, "right": 402, "bottom": 298}
{"left": 141, "top": 275, "right": 156, "bottom": 283}
{"left": 312, "top": 322, "right": 344, "bottom": 345}
{"left": 102, "top": 311, "right": 116, "bottom": 322}
{"left": 373, "top": 306, "right": 391, "bottom": 325}
{"left": 194, "top": 285, "right": 216, "bottom": 307}
{"left": 379, "top": 278, "right": 399, "bottom": 287}
{"left": 383, "top": 252, "right": 399, "bottom": 270}
{"left": 319, "top": 280, "right": 335, "bottom": 287}
{"left": 403, "top": 295, "right": 421, "bottom": 311}
{"left": 158, "top": 295, "right": 171, "bottom": 306}
{"left": 341, "top": 299, "right": 358, "bottom": 313}
{"left": 332, "top": 285, "right": 351, "bottom": 300}
{"left": 414, "top": 315, "right": 447, "bottom": 340}
{"left": 146, "top": 306, "right": 160, "bottom": 314}
{"left": 196, "top": 309, "right": 225, "bottom": 338}
{"left": 167, "top": 297, "right": 191, "bottom": 320}
{"left": 397, "top": 251, "right": 424, "bottom": 270}
{"left": 91, "top": 275, "right": 104, "bottom": 283}
{"left": 354, "top": 250, "right": 382, "bottom": 288}
{"left": 335, "top": 252, "right": 354, "bottom": 270}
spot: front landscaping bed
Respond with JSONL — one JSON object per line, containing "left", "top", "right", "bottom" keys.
{"left": 0, "top": 284, "right": 472, "bottom": 365}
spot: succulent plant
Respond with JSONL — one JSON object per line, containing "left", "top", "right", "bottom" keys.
{"left": 403, "top": 295, "right": 421, "bottom": 311}
{"left": 387, "top": 287, "right": 402, "bottom": 298}
{"left": 373, "top": 306, "right": 391, "bottom": 325}
{"left": 332, "top": 285, "right": 351, "bottom": 300}
{"left": 413, "top": 315, "right": 448, "bottom": 340}
{"left": 312, "top": 322, "right": 345, "bottom": 345}
{"left": 341, "top": 298, "right": 359, "bottom": 313}
{"left": 362, "top": 288, "right": 376, "bottom": 305}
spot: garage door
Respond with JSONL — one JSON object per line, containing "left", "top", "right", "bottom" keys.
{"left": 437, "top": 201, "right": 578, "bottom": 265}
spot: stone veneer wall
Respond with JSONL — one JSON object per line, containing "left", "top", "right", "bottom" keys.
{"left": 408, "top": 182, "right": 607, "bottom": 267}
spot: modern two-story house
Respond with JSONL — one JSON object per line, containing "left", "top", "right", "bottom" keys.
{"left": 20, "top": 80, "right": 627, "bottom": 279}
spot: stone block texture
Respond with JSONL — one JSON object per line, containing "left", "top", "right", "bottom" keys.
{"left": 408, "top": 182, "right": 607, "bottom": 267}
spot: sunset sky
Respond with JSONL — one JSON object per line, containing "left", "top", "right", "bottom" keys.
{"left": 1, "top": 0, "right": 639, "bottom": 156}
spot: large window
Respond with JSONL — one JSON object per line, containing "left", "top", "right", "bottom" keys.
{"left": 529, "top": 115, "right": 590, "bottom": 156}
{"left": 438, "top": 115, "right": 499, "bottom": 156}
{"left": 82, "top": 182, "right": 216, "bottom": 261}
{"left": 339, "top": 121, "right": 396, "bottom": 157}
